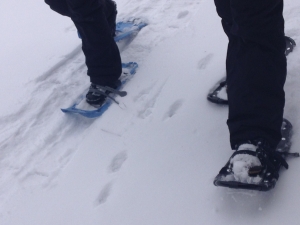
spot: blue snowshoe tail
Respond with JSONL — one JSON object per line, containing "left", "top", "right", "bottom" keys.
{"left": 114, "top": 19, "right": 147, "bottom": 42}
{"left": 77, "top": 19, "right": 147, "bottom": 42}
{"left": 207, "top": 36, "right": 296, "bottom": 105}
{"left": 121, "top": 62, "right": 139, "bottom": 75}
{"left": 214, "top": 119, "right": 299, "bottom": 191}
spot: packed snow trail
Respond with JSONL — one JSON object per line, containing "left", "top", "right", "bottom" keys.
{"left": 1, "top": 0, "right": 300, "bottom": 224}
{"left": 0, "top": 0, "right": 207, "bottom": 217}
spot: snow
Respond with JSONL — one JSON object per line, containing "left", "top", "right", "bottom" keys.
{"left": 230, "top": 144, "right": 261, "bottom": 183}
{"left": 238, "top": 144, "right": 257, "bottom": 152}
{"left": 0, "top": 0, "right": 300, "bottom": 224}
{"left": 230, "top": 154, "right": 262, "bottom": 184}
{"left": 217, "top": 85, "right": 228, "bottom": 101}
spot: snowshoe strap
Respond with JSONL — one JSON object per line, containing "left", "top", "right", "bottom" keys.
{"left": 231, "top": 149, "right": 289, "bottom": 170}
{"left": 230, "top": 150, "right": 257, "bottom": 158}
{"left": 279, "top": 152, "right": 300, "bottom": 157}
{"left": 96, "top": 90, "right": 120, "bottom": 105}
{"left": 101, "top": 86, "right": 127, "bottom": 97}
{"left": 271, "top": 151, "right": 289, "bottom": 169}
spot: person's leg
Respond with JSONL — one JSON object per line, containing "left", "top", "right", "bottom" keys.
{"left": 214, "top": 0, "right": 240, "bottom": 110}
{"left": 213, "top": 0, "right": 290, "bottom": 190}
{"left": 66, "top": 0, "right": 122, "bottom": 86}
{"left": 45, "top": 0, "right": 121, "bottom": 86}
{"left": 227, "top": 0, "right": 286, "bottom": 149}
{"left": 104, "top": 0, "right": 118, "bottom": 37}
{"left": 215, "top": 0, "right": 286, "bottom": 149}
{"left": 45, "top": 0, "right": 71, "bottom": 17}
{"left": 214, "top": 0, "right": 232, "bottom": 38}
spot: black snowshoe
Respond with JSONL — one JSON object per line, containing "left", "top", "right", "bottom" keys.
{"left": 214, "top": 119, "right": 299, "bottom": 191}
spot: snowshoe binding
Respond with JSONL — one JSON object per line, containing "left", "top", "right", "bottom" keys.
{"left": 86, "top": 80, "right": 127, "bottom": 107}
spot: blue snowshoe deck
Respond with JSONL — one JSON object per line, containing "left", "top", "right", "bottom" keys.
{"left": 114, "top": 19, "right": 147, "bottom": 42}
{"left": 61, "top": 62, "right": 138, "bottom": 118}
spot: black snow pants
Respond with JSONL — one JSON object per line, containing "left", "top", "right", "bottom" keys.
{"left": 45, "top": 0, "right": 122, "bottom": 86}
{"left": 214, "top": 0, "right": 287, "bottom": 149}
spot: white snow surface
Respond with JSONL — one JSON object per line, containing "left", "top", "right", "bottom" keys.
{"left": 238, "top": 144, "right": 257, "bottom": 152}
{"left": 1, "top": 0, "right": 300, "bottom": 224}
{"left": 217, "top": 85, "right": 228, "bottom": 100}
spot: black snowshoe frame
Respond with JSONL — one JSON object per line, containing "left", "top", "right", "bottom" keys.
{"left": 207, "top": 77, "right": 228, "bottom": 105}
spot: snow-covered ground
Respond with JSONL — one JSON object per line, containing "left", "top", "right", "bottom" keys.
{"left": 1, "top": 0, "right": 300, "bottom": 224}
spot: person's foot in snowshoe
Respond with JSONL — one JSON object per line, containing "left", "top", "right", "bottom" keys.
{"left": 214, "top": 119, "right": 299, "bottom": 191}
{"left": 227, "top": 139, "right": 289, "bottom": 185}
{"left": 86, "top": 79, "right": 123, "bottom": 107}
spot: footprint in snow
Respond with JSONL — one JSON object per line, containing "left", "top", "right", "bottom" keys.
{"left": 177, "top": 10, "right": 189, "bottom": 19}
{"left": 94, "top": 151, "right": 128, "bottom": 206}
{"left": 108, "top": 151, "right": 128, "bottom": 173}
{"left": 163, "top": 99, "right": 184, "bottom": 120}
{"left": 198, "top": 54, "right": 214, "bottom": 70}
{"left": 95, "top": 182, "right": 112, "bottom": 206}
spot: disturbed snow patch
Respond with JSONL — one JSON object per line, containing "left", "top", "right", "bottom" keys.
{"left": 230, "top": 154, "right": 262, "bottom": 184}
